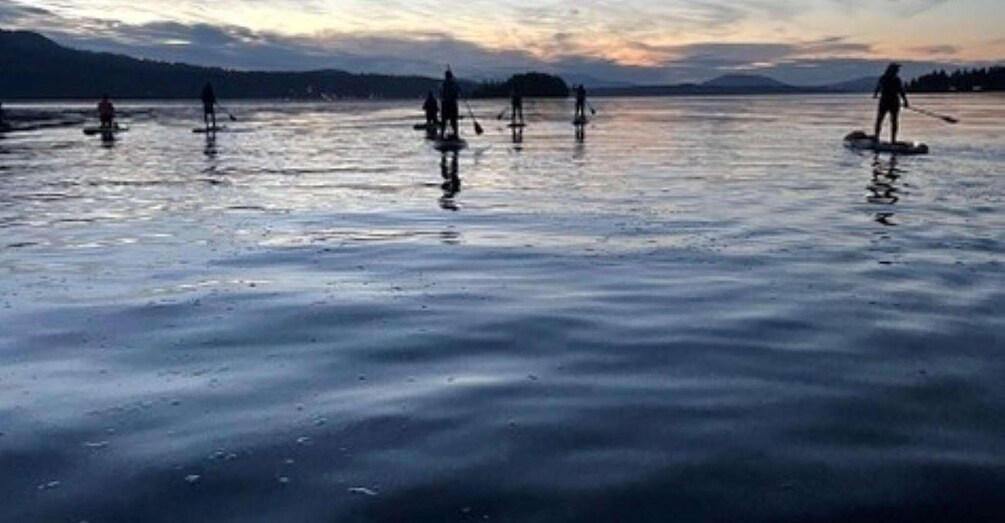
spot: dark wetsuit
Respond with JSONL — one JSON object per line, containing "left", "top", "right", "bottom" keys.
{"left": 876, "top": 75, "right": 905, "bottom": 117}
{"left": 423, "top": 95, "right": 439, "bottom": 126}
{"left": 201, "top": 84, "right": 217, "bottom": 127}
{"left": 98, "top": 99, "right": 115, "bottom": 128}
{"left": 511, "top": 90, "right": 524, "bottom": 123}
{"left": 440, "top": 77, "right": 460, "bottom": 139}
{"left": 575, "top": 86, "right": 586, "bottom": 119}
{"left": 874, "top": 73, "right": 909, "bottom": 142}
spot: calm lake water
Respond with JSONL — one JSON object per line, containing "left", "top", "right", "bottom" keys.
{"left": 1, "top": 95, "right": 1003, "bottom": 522}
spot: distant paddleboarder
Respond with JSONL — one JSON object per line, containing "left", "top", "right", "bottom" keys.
{"left": 510, "top": 85, "right": 524, "bottom": 125}
{"left": 873, "top": 63, "right": 910, "bottom": 143}
{"left": 440, "top": 69, "right": 461, "bottom": 140}
{"left": 574, "top": 84, "right": 588, "bottom": 121}
{"left": 97, "top": 94, "right": 115, "bottom": 129}
{"left": 423, "top": 91, "right": 439, "bottom": 127}
{"left": 201, "top": 82, "right": 218, "bottom": 129}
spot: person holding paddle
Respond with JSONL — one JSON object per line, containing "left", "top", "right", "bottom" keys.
{"left": 510, "top": 85, "right": 524, "bottom": 126}
{"left": 97, "top": 94, "right": 116, "bottom": 129}
{"left": 873, "top": 63, "right": 909, "bottom": 143}
{"left": 440, "top": 69, "right": 461, "bottom": 140}
{"left": 201, "top": 82, "right": 218, "bottom": 129}
{"left": 574, "top": 84, "right": 588, "bottom": 121}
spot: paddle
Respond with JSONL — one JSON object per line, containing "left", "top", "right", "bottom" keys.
{"left": 497, "top": 107, "right": 510, "bottom": 120}
{"left": 908, "top": 106, "right": 958, "bottom": 124}
{"left": 463, "top": 100, "right": 484, "bottom": 135}
{"left": 216, "top": 103, "right": 238, "bottom": 122}
{"left": 587, "top": 102, "right": 597, "bottom": 116}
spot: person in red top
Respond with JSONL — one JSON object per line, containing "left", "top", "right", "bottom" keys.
{"left": 97, "top": 94, "right": 115, "bottom": 129}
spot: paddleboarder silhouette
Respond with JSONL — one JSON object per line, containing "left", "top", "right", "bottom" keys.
{"left": 873, "top": 63, "right": 910, "bottom": 144}
{"left": 440, "top": 68, "right": 460, "bottom": 140}
{"left": 201, "top": 82, "right": 217, "bottom": 130}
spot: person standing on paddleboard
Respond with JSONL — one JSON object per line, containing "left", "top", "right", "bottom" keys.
{"left": 873, "top": 63, "right": 909, "bottom": 144}
{"left": 97, "top": 94, "right": 116, "bottom": 129}
{"left": 423, "top": 91, "right": 439, "bottom": 128}
{"left": 201, "top": 82, "right": 218, "bottom": 130}
{"left": 574, "top": 85, "right": 587, "bottom": 121}
{"left": 510, "top": 85, "right": 524, "bottom": 125}
{"left": 440, "top": 69, "right": 461, "bottom": 140}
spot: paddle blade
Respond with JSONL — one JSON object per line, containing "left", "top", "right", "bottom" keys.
{"left": 228, "top": 114, "right": 238, "bottom": 122}
{"left": 474, "top": 121, "right": 484, "bottom": 135}
{"left": 942, "top": 116, "right": 959, "bottom": 124}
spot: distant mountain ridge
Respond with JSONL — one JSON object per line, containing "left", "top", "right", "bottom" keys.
{"left": 0, "top": 29, "right": 460, "bottom": 100}
{"left": 701, "top": 74, "right": 791, "bottom": 89}
{"left": 593, "top": 73, "right": 883, "bottom": 97}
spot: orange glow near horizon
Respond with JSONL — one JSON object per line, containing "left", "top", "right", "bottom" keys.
{"left": 10, "top": 0, "right": 1005, "bottom": 67}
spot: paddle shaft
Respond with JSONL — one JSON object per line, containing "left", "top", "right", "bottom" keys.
{"left": 216, "top": 103, "right": 238, "bottom": 122}
{"left": 908, "top": 106, "right": 958, "bottom": 124}
{"left": 463, "top": 100, "right": 484, "bottom": 135}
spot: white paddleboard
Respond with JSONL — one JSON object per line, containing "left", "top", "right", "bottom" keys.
{"left": 844, "top": 131, "right": 928, "bottom": 155}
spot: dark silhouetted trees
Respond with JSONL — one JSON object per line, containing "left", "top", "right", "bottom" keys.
{"left": 908, "top": 66, "right": 1005, "bottom": 92}
{"left": 0, "top": 30, "right": 451, "bottom": 99}
{"left": 472, "top": 73, "right": 569, "bottom": 98}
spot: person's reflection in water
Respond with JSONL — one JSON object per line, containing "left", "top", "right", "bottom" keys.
{"left": 867, "top": 154, "right": 902, "bottom": 224}
{"left": 204, "top": 132, "right": 218, "bottom": 158}
{"left": 511, "top": 126, "right": 523, "bottom": 151}
{"left": 439, "top": 151, "right": 461, "bottom": 211}
{"left": 99, "top": 130, "right": 116, "bottom": 148}
{"left": 575, "top": 123, "right": 586, "bottom": 144}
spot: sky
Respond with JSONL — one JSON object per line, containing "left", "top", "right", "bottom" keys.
{"left": 2, "top": 0, "right": 1003, "bottom": 85}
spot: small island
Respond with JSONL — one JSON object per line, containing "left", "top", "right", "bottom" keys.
{"left": 471, "top": 72, "right": 570, "bottom": 99}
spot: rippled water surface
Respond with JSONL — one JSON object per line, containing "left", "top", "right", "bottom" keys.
{"left": 1, "top": 96, "right": 1003, "bottom": 522}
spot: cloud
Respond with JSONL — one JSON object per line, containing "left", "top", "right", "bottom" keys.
{"left": 908, "top": 44, "right": 960, "bottom": 56}
{"left": 0, "top": 0, "right": 992, "bottom": 87}
{"left": 828, "top": 0, "right": 949, "bottom": 18}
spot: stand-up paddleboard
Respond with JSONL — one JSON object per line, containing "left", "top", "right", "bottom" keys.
{"left": 83, "top": 124, "right": 128, "bottom": 136}
{"left": 507, "top": 122, "right": 527, "bottom": 129}
{"left": 414, "top": 123, "right": 438, "bottom": 131}
{"left": 193, "top": 126, "right": 227, "bottom": 134}
{"left": 573, "top": 116, "right": 589, "bottom": 126}
{"left": 433, "top": 137, "right": 468, "bottom": 152}
{"left": 844, "top": 131, "right": 928, "bottom": 155}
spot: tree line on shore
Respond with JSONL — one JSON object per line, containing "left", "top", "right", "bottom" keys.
{"left": 908, "top": 66, "right": 1005, "bottom": 92}
{"left": 0, "top": 29, "right": 568, "bottom": 100}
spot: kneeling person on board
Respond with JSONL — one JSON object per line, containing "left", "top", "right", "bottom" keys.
{"left": 873, "top": 63, "right": 909, "bottom": 143}
{"left": 201, "top": 82, "right": 218, "bottom": 129}
{"left": 423, "top": 92, "right": 439, "bottom": 127}
{"left": 440, "top": 69, "right": 460, "bottom": 140}
{"left": 98, "top": 95, "right": 115, "bottom": 129}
